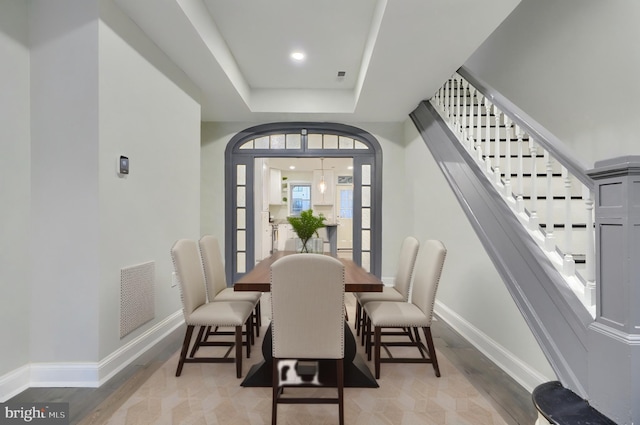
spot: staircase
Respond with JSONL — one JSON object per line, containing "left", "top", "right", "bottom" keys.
{"left": 410, "top": 67, "right": 640, "bottom": 424}
{"left": 410, "top": 73, "right": 595, "bottom": 399}
{"left": 432, "top": 69, "right": 596, "bottom": 314}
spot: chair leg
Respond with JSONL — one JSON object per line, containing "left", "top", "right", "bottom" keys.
{"left": 361, "top": 309, "right": 371, "bottom": 347}
{"left": 355, "top": 301, "right": 361, "bottom": 335}
{"left": 366, "top": 317, "right": 373, "bottom": 361}
{"left": 361, "top": 310, "right": 367, "bottom": 346}
{"left": 337, "top": 358, "right": 344, "bottom": 425}
{"left": 272, "top": 359, "right": 279, "bottom": 425}
{"left": 176, "top": 325, "right": 195, "bottom": 377}
{"left": 374, "top": 326, "right": 382, "bottom": 379}
{"left": 423, "top": 326, "right": 440, "bottom": 377}
{"left": 189, "top": 326, "right": 207, "bottom": 358}
{"left": 245, "top": 317, "right": 252, "bottom": 358}
{"left": 255, "top": 302, "right": 262, "bottom": 338}
{"left": 235, "top": 325, "right": 243, "bottom": 378}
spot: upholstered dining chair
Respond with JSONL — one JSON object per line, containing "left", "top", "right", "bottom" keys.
{"left": 270, "top": 253, "right": 345, "bottom": 425}
{"left": 363, "top": 239, "right": 446, "bottom": 379}
{"left": 199, "top": 235, "right": 262, "bottom": 342}
{"left": 171, "top": 238, "right": 254, "bottom": 378}
{"left": 354, "top": 236, "right": 420, "bottom": 342}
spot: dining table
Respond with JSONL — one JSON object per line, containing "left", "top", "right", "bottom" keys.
{"left": 234, "top": 250, "right": 383, "bottom": 388}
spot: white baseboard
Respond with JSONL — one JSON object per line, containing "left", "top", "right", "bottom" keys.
{"left": 0, "top": 365, "right": 30, "bottom": 402}
{"left": 95, "top": 310, "right": 183, "bottom": 387}
{"left": 434, "top": 300, "right": 548, "bottom": 393}
{"left": 0, "top": 310, "right": 183, "bottom": 401}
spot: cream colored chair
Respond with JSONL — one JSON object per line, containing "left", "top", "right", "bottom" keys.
{"left": 270, "top": 254, "right": 345, "bottom": 425}
{"left": 198, "top": 235, "right": 262, "bottom": 343}
{"left": 171, "top": 239, "right": 254, "bottom": 378}
{"left": 354, "top": 236, "right": 420, "bottom": 342}
{"left": 363, "top": 239, "right": 446, "bottom": 379}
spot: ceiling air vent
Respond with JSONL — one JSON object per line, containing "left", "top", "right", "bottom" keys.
{"left": 337, "top": 71, "right": 346, "bottom": 78}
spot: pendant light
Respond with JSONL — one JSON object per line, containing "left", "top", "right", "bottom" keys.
{"left": 318, "top": 158, "right": 327, "bottom": 194}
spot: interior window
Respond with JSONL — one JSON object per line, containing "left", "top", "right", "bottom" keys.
{"left": 290, "top": 183, "right": 311, "bottom": 216}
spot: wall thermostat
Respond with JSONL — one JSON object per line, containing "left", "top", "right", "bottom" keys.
{"left": 118, "top": 155, "right": 129, "bottom": 175}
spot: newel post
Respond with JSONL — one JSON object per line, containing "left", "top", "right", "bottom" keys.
{"left": 586, "top": 156, "right": 640, "bottom": 425}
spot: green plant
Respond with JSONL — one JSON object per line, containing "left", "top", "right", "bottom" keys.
{"left": 287, "top": 209, "right": 326, "bottom": 252}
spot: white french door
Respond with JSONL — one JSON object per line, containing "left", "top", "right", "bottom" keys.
{"left": 336, "top": 185, "right": 353, "bottom": 250}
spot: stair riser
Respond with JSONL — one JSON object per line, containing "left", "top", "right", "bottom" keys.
{"left": 449, "top": 114, "right": 506, "bottom": 127}
{"left": 523, "top": 198, "right": 590, "bottom": 224}
{"left": 492, "top": 156, "right": 562, "bottom": 175}
{"left": 545, "top": 228, "right": 592, "bottom": 257}
{"left": 511, "top": 176, "right": 585, "bottom": 198}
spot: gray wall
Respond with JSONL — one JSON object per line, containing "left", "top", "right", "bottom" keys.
{"left": 0, "top": 0, "right": 31, "bottom": 378}
{"left": 404, "top": 119, "right": 556, "bottom": 391}
{"left": 0, "top": 0, "right": 201, "bottom": 396}
{"left": 464, "top": 0, "right": 640, "bottom": 166}
{"left": 29, "top": 0, "right": 101, "bottom": 364}
{"left": 97, "top": 2, "right": 202, "bottom": 359}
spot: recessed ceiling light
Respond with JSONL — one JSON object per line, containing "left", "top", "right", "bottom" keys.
{"left": 290, "top": 51, "right": 305, "bottom": 62}
{"left": 289, "top": 165, "right": 296, "bottom": 170}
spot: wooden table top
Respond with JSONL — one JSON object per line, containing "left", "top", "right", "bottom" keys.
{"left": 234, "top": 251, "right": 383, "bottom": 293}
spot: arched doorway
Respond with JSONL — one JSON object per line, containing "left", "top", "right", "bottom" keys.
{"left": 225, "top": 122, "right": 382, "bottom": 284}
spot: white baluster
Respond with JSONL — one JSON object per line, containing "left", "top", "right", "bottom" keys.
{"left": 516, "top": 125, "right": 525, "bottom": 213}
{"left": 503, "top": 117, "right": 513, "bottom": 197}
{"left": 583, "top": 186, "right": 596, "bottom": 306}
{"left": 462, "top": 80, "right": 469, "bottom": 146}
{"left": 452, "top": 75, "right": 460, "bottom": 134}
{"left": 457, "top": 76, "right": 464, "bottom": 136}
{"left": 544, "top": 151, "right": 556, "bottom": 251}
{"left": 449, "top": 77, "right": 456, "bottom": 127}
{"left": 437, "top": 86, "right": 443, "bottom": 109}
{"left": 476, "top": 94, "right": 484, "bottom": 162}
{"left": 528, "top": 139, "right": 539, "bottom": 230}
{"left": 484, "top": 98, "right": 493, "bottom": 174}
{"left": 443, "top": 79, "right": 449, "bottom": 117}
{"left": 494, "top": 106, "right": 502, "bottom": 185}
{"left": 468, "top": 86, "right": 476, "bottom": 154}
{"left": 562, "top": 167, "right": 575, "bottom": 275}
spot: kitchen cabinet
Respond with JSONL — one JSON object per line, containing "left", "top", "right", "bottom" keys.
{"left": 312, "top": 169, "right": 334, "bottom": 205}
{"left": 269, "top": 168, "right": 284, "bottom": 205}
{"left": 255, "top": 158, "right": 270, "bottom": 212}
{"left": 276, "top": 223, "right": 294, "bottom": 251}
{"left": 259, "top": 211, "right": 272, "bottom": 261}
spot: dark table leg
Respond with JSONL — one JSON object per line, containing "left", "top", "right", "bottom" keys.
{"left": 240, "top": 322, "right": 378, "bottom": 387}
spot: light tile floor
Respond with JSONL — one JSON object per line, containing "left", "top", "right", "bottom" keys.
{"left": 74, "top": 296, "right": 530, "bottom": 425}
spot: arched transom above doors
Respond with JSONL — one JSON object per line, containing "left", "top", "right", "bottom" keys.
{"left": 224, "top": 123, "right": 382, "bottom": 285}
{"left": 237, "top": 132, "right": 371, "bottom": 151}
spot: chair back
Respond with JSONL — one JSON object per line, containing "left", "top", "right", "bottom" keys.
{"left": 411, "top": 240, "right": 447, "bottom": 324}
{"left": 270, "top": 254, "right": 345, "bottom": 359}
{"left": 171, "top": 239, "right": 207, "bottom": 320}
{"left": 394, "top": 236, "right": 420, "bottom": 300}
{"left": 199, "top": 235, "right": 227, "bottom": 301}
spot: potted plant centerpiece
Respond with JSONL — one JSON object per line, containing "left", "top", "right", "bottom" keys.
{"left": 287, "top": 209, "right": 326, "bottom": 253}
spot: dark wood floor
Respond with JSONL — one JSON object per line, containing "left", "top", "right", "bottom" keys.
{"left": 431, "top": 318, "right": 537, "bottom": 425}
{"left": 8, "top": 316, "right": 537, "bottom": 425}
